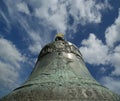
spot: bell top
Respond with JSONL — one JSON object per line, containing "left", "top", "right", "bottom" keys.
{"left": 55, "top": 33, "right": 64, "bottom": 41}
{"left": 39, "top": 35, "right": 82, "bottom": 59}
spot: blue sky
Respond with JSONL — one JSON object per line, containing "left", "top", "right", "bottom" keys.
{"left": 0, "top": 0, "right": 120, "bottom": 98}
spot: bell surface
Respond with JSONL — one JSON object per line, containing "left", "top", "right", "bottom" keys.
{"left": 1, "top": 37, "right": 120, "bottom": 101}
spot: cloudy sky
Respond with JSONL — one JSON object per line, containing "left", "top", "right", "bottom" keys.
{"left": 0, "top": 0, "right": 120, "bottom": 98}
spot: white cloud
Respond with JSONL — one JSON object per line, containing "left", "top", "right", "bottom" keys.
{"left": 80, "top": 33, "right": 109, "bottom": 65}
{"left": 3, "top": 0, "right": 112, "bottom": 35}
{"left": 110, "top": 45, "right": 120, "bottom": 76}
{"left": 0, "top": 62, "right": 19, "bottom": 89}
{"left": 105, "top": 8, "right": 120, "bottom": 47}
{"left": 80, "top": 33, "right": 120, "bottom": 76}
{"left": 16, "top": 2, "right": 30, "bottom": 15}
{"left": 79, "top": 8, "right": 120, "bottom": 76}
{"left": 0, "top": 37, "right": 24, "bottom": 89}
{"left": 0, "top": 9, "right": 11, "bottom": 32}
{"left": 2, "top": 0, "right": 111, "bottom": 54}
{"left": 100, "top": 67, "right": 106, "bottom": 73}
{"left": 16, "top": 17, "right": 44, "bottom": 54}
{"left": 34, "top": 0, "right": 68, "bottom": 33}
{"left": 34, "top": 0, "right": 111, "bottom": 33}
{"left": 69, "top": 0, "right": 101, "bottom": 24}
{"left": 101, "top": 76, "right": 120, "bottom": 94}
{"left": 79, "top": 33, "right": 120, "bottom": 94}
{"left": 79, "top": 9, "right": 120, "bottom": 93}
{"left": 28, "top": 31, "right": 43, "bottom": 54}
{"left": 0, "top": 37, "right": 24, "bottom": 67}
{"left": 8, "top": 0, "right": 110, "bottom": 34}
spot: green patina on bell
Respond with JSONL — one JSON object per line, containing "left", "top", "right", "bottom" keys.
{"left": 1, "top": 34, "right": 120, "bottom": 101}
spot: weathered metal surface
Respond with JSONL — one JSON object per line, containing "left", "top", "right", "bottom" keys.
{"left": 1, "top": 40, "right": 120, "bottom": 101}
{"left": 39, "top": 40, "right": 82, "bottom": 58}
